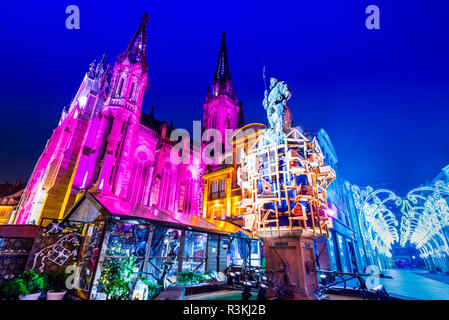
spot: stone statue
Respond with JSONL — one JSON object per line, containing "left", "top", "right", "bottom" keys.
{"left": 263, "top": 77, "right": 293, "bottom": 142}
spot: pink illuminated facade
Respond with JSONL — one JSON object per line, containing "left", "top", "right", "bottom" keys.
{"left": 13, "top": 14, "right": 242, "bottom": 226}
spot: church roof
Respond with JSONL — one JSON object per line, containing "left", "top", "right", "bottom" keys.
{"left": 140, "top": 108, "right": 174, "bottom": 136}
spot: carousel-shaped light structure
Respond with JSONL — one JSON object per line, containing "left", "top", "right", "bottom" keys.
{"left": 351, "top": 185, "right": 400, "bottom": 259}
{"left": 238, "top": 76, "right": 336, "bottom": 238}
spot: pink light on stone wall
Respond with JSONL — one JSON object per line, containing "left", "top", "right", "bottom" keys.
{"left": 13, "top": 15, "right": 242, "bottom": 225}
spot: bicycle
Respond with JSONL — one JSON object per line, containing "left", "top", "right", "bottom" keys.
{"left": 313, "top": 269, "right": 393, "bottom": 300}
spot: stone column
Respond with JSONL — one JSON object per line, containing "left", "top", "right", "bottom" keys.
{"left": 263, "top": 233, "right": 319, "bottom": 299}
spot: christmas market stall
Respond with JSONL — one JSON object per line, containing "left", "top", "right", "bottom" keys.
{"left": 53, "top": 192, "right": 259, "bottom": 300}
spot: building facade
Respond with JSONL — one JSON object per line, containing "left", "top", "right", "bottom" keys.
{"left": 305, "top": 129, "right": 370, "bottom": 273}
{"left": 202, "top": 123, "right": 266, "bottom": 221}
{"left": 0, "top": 180, "right": 25, "bottom": 225}
{"left": 2, "top": 13, "right": 402, "bottom": 293}
{"left": 12, "top": 14, "right": 203, "bottom": 226}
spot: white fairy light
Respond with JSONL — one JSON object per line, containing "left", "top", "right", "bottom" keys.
{"left": 399, "top": 180, "right": 449, "bottom": 260}
{"left": 352, "top": 185, "right": 401, "bottom": 259}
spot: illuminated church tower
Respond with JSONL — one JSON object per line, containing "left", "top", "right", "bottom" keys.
{"left": 13, "top": 56, "right": 110, "bottom": 224}
{"left": 78, "top": 13, "right": 149, "bottom": 199}
{"left": 13, "top": 14, "right": 149, "bottom": 224}
{"left": 14, "top": 13, "right": 203, "bottom": 225}
{"left": 203, "top": 33, "right": 244, "bottom": 146}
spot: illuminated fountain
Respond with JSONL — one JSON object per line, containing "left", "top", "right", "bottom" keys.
{"left": 237, "top": 76, "right": 336, "bottom": 299}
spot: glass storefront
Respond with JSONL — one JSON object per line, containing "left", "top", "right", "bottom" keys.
{"left": 76, "top": 220, "right": 105, "bottom": 294}
{"left": 336, "top": 233, "right": 350, "bottom": 273}
{"left": 327, "top": 230, "right": 360, "bottom": 274}
{"left": 60, "top": 203, "right": 260, "bottom": 300}
{"left": 145, "top": 227, "right": 181, "bottom": 285}
{"left": 327, "top": 232, "right": 339, "bottom": 271}
{"left": 228, "top": 238, "right": 262, "bottom": 267}
{"left": 182, "top": 231, "right": 207, "bottom": 273}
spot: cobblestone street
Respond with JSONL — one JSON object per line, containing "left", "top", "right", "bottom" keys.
{"left": 381, "top": 269, "right": 449, "bottom": 300}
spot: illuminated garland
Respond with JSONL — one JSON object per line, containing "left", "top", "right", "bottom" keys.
{"left": 351, "top": 185, "right": 400, "bottom": 258}
{"left": 399, "top": 180, "right": 449, "bottom": 259}
{"left": 98, "top": 238, "right": 137, "bottom": 300}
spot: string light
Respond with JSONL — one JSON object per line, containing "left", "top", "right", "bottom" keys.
{"left": 399, "top": 180, "right": 449, "bottom": 261}
{"left": 351, "top": 185, "right": 400, "bottom": 259}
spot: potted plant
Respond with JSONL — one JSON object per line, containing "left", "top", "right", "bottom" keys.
{"left": 175, "top": 271, "right": 206, "bottom": 285}
{"left": 138, "top": 277, "right": 163, "bottom": 300}
{"left": 46, "top": 268, "right": 69, "bottom": 300}
{"left": 1, "top": 278, "right": 28, "bottom": 300}
{"left": 18, "top": 270, "right": 47, "bottom": 300}
{"left": 1, "top": 271, "right": 47, "bottom": 300}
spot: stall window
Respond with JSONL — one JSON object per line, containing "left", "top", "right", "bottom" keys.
{"left": 228, "top": 238, "right": 261, "bottom": 266}
{"left": 104, "top": 223, "right": 150, "bottom": 262}
{"left": 145, "top": 228, "right": 181, "bottom": 286}
{"left": 250, "top": 239, "right": 261, "bottom": 267}
{"left": 182, "top": 231, "right": 207, "bottom": 273}
{"left": 93, "top": 222, "right": 151, "bottom": 299}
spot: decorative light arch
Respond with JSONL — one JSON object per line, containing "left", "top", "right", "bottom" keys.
{"left": 399, "top": 180, "right": 449, "bottom": 265}
{"left": 351, "top": 185, "right": 401, "bottom": 260}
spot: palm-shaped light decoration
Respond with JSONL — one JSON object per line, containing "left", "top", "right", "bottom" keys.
{"left": 399, "top": 180, "right": 449, "bottom": 260}
{"left": 351, "top": 185, "right": 401, "bottom": 259}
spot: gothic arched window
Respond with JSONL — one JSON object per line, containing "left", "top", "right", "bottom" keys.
{"left": 117, "top": 77, "right": 125, "bottom": 97}
{"left": 129, "top": 82, "right": 135, "bottom": 100}
{"left": 212, "top": 114, "right": 217, "bottom": 129}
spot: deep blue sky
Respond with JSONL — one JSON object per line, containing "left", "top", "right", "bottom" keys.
{"left": 0, "top": 1, "right": 448, "bottom": 195}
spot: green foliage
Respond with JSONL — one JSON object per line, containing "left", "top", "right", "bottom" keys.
{"left": 18, "top": 270, "right": 47, "bottom": 295}
{"left": 138, "top": 277, "right": 163, "bottom": 300}
{"left": 1, "top": 270, "right": 47, "bottom": 299}
{"left": 98, "top": 255, "right": 138, "bottom": 300}
{"left": 175, "top": 271, "right": 206, "bottom": 285}
{"left": 45, "top": 267, "right": 69, "bottom": 292}
{"left": 1, "top": 278, "right": 29, "bottom": 298}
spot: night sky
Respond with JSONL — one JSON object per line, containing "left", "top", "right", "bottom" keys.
{"left": 0, "top": 1, "right": 448, "bottom": 196}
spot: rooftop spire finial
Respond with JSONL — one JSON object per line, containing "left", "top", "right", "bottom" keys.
{"left": 121, "top": 12, "right": 149, "bottom": 72}
{"left": 210, "top": 32, "right": 233, "bottom": 99}
{"left": 214, "top": 32, "right": 230, "bottom": 84}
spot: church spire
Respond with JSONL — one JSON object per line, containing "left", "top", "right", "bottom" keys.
{"left": 211, "top": 32, "right": 233, "bottom": 98}
{"left": 119, "top": 12, "right": 149, "bottom": 72}
{"left": 214, "top": 32, "right": 231, "bottom": 84}
{"left": 203, "top": 33, "right": 240, "bottom": 136}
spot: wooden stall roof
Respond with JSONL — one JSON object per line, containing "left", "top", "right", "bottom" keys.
{"left": 0, "top": 224, "right": 39, "bottom": 238}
